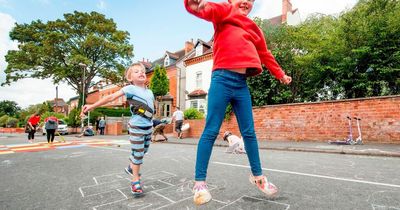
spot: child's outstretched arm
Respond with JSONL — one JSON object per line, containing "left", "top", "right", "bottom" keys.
{"left": 80, "top": 90, "right": 124, "bottom": 117}
{"left": 184, "top": 0, "right": 229, "bottom": 22}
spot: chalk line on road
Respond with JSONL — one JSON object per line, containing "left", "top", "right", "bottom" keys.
{"left": 213, "top": 161, "right": 400, "bottom": 189}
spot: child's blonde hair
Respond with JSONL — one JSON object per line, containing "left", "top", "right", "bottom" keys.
{"left": 125, "top": 62, "right": 146, "bottom": 84}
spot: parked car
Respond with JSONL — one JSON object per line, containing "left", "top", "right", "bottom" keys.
{"left": 42, "top": 119, "right": 69, "bottom": 135}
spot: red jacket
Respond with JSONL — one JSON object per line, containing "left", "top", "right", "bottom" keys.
{"left": 28, "top": 115, "right": 40, "bottom": 126}
{"left": 45, "top": 116, "right": 58, "bottom": 123}
{"left": 184, "top": 1, "right": 285, "bottom": 78}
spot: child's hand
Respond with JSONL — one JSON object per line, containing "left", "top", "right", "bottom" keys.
{"left": 80, "top": 105, "right": 92, "bottom": 118}
{"left": 188, "top": 0, "right": 206, "bottom": 12}
{"left": 280, "top": 75, "right": 292, "bottom": 85}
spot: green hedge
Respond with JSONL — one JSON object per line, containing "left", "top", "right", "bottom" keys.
{"left": 94, "top": 107, "right": 131, "bottom": 117}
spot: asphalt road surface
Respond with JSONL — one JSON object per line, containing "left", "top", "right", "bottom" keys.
{"left": 0, "top": 135, "right": 399, "bottom": 209}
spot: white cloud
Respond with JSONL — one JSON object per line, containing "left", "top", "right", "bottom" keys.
{"left": 0, "top": 79, "right": 77, "bottom": 109}
{"left": 97, "top": 0, "right": 107, "bottom": 10}
{"left": 0, "top": 12, "right": 76, "bottom": 109}
{"left": 252, "top": 0, "right": 358, "bottom": 20}
{"left": 0, "top": 12, "right": 18, "bottom": 84}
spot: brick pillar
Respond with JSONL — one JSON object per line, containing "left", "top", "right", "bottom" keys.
{"left": 106, "top": 122, "right": 123, "bottom": 135}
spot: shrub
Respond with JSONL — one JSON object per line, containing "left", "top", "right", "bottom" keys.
{"left": 184, "top": 108, "right": 204, "bottom": 120}
{"left": 6, "top": 117, "right": 19, "bottom": 128}
{"left": 0, "top": 115, "right": 9, "bottom": 127}
{"left": 94, "top": 107, "right": 131, "bottom": 117}
{"left": 67, "top": 108, "right": 81, "bottom": 128}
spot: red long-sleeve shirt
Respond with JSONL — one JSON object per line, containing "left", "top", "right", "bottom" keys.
{"left": 184, "top": 1, "right": 285, "bottom": 78}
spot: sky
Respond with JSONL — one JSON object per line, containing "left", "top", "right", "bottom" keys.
{"left": 0, "top": 0, "right": 358, "bottom": 108}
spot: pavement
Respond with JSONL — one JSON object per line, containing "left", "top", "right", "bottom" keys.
{"left": 1, "top": 133, "right": 399, "bottom": 209}
{"left": 1, "top": 133, "right": 399, "bottom": 157}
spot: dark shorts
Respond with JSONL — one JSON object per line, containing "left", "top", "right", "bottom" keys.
{"left": 175, "top": 120, "right": 183, "bottom": 133}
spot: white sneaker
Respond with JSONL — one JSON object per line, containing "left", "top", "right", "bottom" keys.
{"left": 249, "top": 175, "right": 279, "bottom": 198}
{"left": 192, "top": 182, "right": 212, "bottom": 205}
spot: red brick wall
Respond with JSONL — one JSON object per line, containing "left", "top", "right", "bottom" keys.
{"left": 166, "top": 67, "right": 177, "bottom": 109}
{"left": 174, "top": 96, "right": 400, "bottom": 143}
{"left": 0, "top": 128, "right": 25, "bottom": 133}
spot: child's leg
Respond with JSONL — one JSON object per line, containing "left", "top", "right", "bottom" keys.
{"left": 130, "top": 162, "right": 141, "bottom": 182}
{"left": 195, "top": 72, "right": 231, "bottom": 181}
{"left": 129, "top": 134, "right": 146, "bottom": 181}
{"left": 231, "top": 85, "right": 263, "bottom": 177}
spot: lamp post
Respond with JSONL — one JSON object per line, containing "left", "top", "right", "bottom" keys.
{"left": 55, "top": 86, "right": 58, "bottom": 113}
{"left": 78, "top": 63, "right": 87, "bottom": 132}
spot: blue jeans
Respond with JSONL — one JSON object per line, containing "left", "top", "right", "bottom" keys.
{"left": 195, "top": 69, "right": 263, "bottom": 181}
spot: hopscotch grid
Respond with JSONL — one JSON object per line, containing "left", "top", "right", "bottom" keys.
{"left": 85, "top": 189, "right": 122, "bottom": 198}
{"left": 117, "top": 189, "right": 128, "bottom": 199}
{"left": 372, "top": 204, "right": 400, "bottom": 210}
{"left": 157, "top": 179, "right": 175, "bottom": 186}
{"left": 92, "top": 198, "right": 128, "bottom": 210}
{"left": 212, "top": 198, "right": 229, "bottom": 205}
{"left": 153, "top": 184, "right": 219, "bottom": 210}
{"left": 79, "top": 187, "right": 85, "bottom": 197}
{"left": 217, "top": 195, "right": 290, "bottom": 210}
{"left": 151, "top": 191, "right": 176, "bottom": 203}
{"left": 80, "top": 179, "right": 126, "bottom": 190}
{"left": 216, "top": 196, "right": 243, "bottom": 210}
{"left": 213, "top": 161, "right": 400, "bottom": 189}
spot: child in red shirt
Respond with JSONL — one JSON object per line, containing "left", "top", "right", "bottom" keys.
{"left": 27, "top": 112, "right": 41, "bottom": 143}
{"left": 185, "top": 0, "right": 292, "bottom": 205}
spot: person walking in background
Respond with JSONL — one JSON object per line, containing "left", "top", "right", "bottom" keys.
{"left": 44, "top": 116, "right": 58, "bottom": 144}
{"left": 81, "top": 63, "right": 155, "bottom": 197}
{"left": 26, "top": 112, "right": 41, "bottom": 143}
{"left": 184, "top": 0, "right": 292, "bottom": 205}
{"left": 98, "top": 117, "right": 106, "bottom": 135}
{"left": 172, "top": 107, "right": 184, "bottom": 139}
{"left": 95, "top": 117, "right": 100, "bottom": 135}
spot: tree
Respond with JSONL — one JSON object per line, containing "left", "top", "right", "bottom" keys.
{"left": 67, "top": 108, "right": 81, "bottom": 128}
{"left": 337, "top": 0, "right": 400, "bottom": 98}
{"left": 3, "top": 11, "right": 134, "bottom": 107}
{"left": 0, "top": 100, "right": 21, "bottom": 116}
{"left": 149, "top": 65, "right": 169, "bottom": 98}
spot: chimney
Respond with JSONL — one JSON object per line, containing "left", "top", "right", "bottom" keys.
{"left": 282, "top": 0, "right": 292, "bottom": 23}
{"left": 185, "top": 40, "right": 194, "bottom": 55}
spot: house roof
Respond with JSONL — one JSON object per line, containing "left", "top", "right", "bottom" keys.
{"left": 48, "top": 98, "right": 67, "bottom": 107}
{"left": 148, "top": 48, "right": 188, "bottom": 73}
{"left": 185, "top": 38, "right": 213, "bottom": 61}
{"left": 188, "top": 89, "right": 207, "bottom": 97}
{"left": 267, "top": 8, "right": 299, "bottom": 25}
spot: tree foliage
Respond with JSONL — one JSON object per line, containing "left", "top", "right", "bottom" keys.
{"left": 66, "top": 108, "right": 81, "bottom": 128}
{"left": 249, "top": 0, "right": 399, "bottom": 106}
{"left": 149, "top": 65, "right": 169, "bottom": 97}
{"left": 0, "top": 100, "right": 21, "bottom": 116}
{"left": 3, "top": 11, "right": 134, "bottom": 107}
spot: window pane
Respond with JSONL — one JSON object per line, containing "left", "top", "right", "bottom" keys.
{"left": 190, "top": 100, "right": 198, "bottom": 109}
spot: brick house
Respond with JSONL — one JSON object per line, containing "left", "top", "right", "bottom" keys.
{"left": 67, "top": 80, "right": 127, "bottom": 112}
{"left": 183, "top": 39, "right": 213, "bottom": 115}
{"left": 48, "top": 98, "right": 69, "bottom": 115}
{"left": 146, "top": 40, "right": 194, "bottom": 118}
